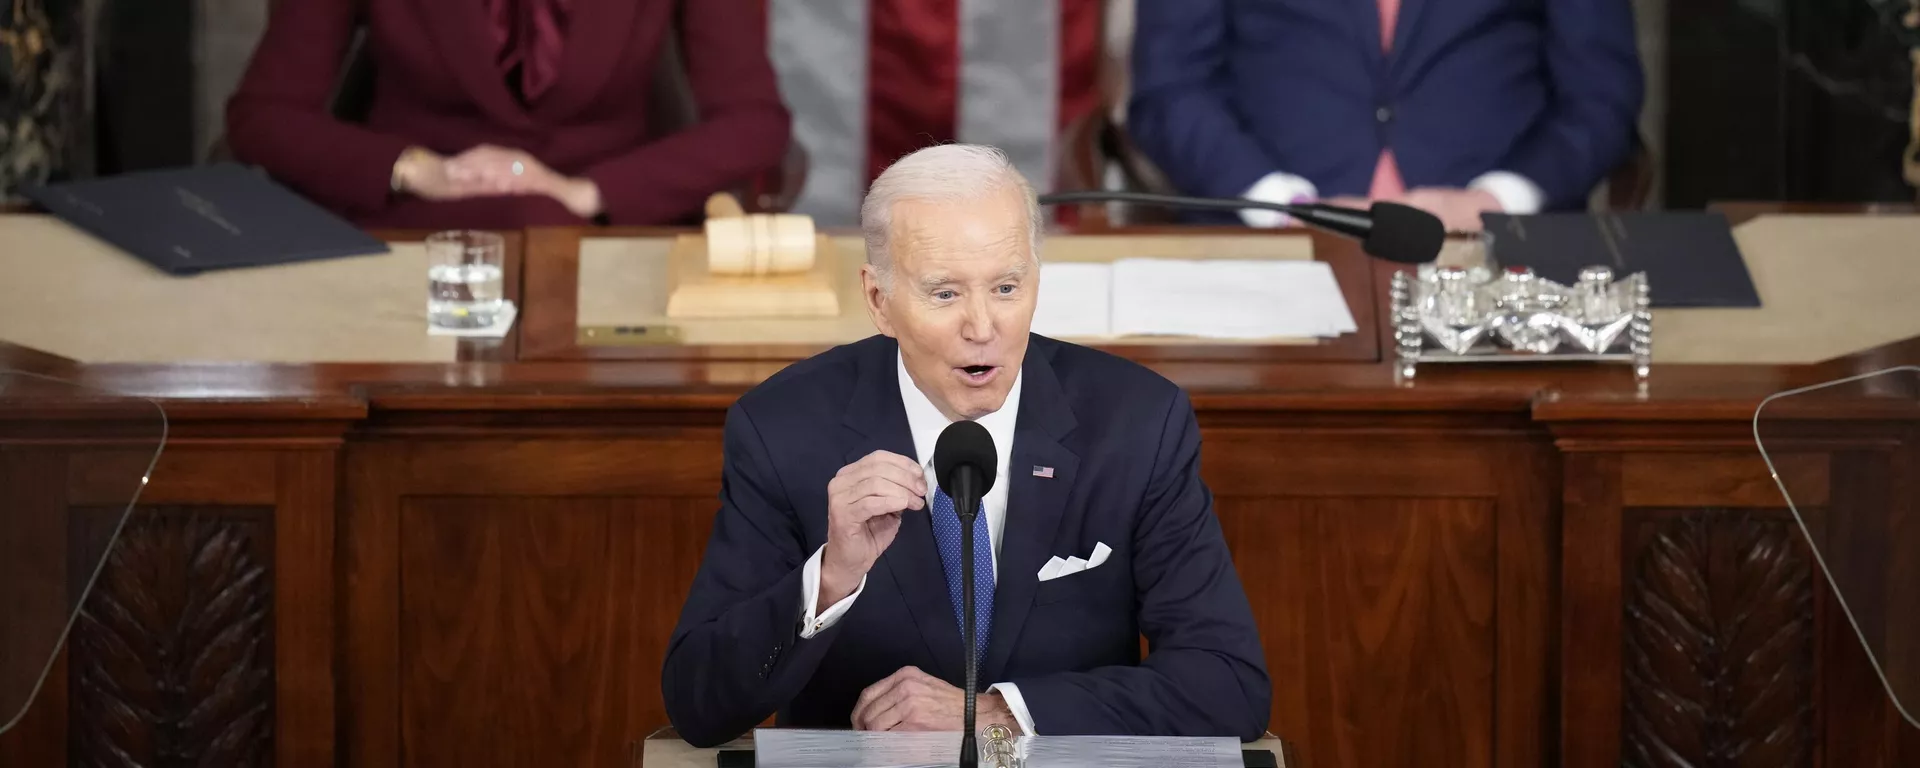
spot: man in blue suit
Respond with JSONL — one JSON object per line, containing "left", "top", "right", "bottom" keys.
{"left": 661, "top": 144, "right": 1270, "bottom": 747}
{"left": 1129, "top": 0, "right": 1644, "bottom": 232}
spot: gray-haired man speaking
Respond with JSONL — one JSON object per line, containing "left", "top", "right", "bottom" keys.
{"left": 661, "top": 144, "right": 1270, "bottom": 747}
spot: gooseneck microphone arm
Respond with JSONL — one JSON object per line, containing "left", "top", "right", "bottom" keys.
{"left": 1036, "top": 189, "right": 1448, "bottom": 265}
{"left": 953, "top": 464, "right": 982, "bottom": 768}
{"left": 1040, "top": 189, "right": 1352, "bottom": 226}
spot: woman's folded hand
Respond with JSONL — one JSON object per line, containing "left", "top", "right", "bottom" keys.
{"left": 444, "top": 145, "right": 604, "bottom": 218}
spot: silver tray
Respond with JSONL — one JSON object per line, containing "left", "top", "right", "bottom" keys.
{"left": 1390, "top": 262, "right": 1651, "bottom": 381}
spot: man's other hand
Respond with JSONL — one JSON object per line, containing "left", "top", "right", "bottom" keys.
{"left": 1398, "top": 187, "right": 1502, "bottom": 233}
{"left": 851, "top": 667, "right": 1016, "bottom": 732}
{"left": 820, "top": 450, "right": 925, "bottom": 611}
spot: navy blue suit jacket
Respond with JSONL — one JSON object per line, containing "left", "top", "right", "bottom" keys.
{"left": 1129, "top": 0, "right": 1643, "bottom": 214}
{"left": 662, "top": 334, "right": 1270, "bottom": 747}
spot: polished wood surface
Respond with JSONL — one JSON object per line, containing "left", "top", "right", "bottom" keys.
{"left": 5, "top": 207, "right": 1920, "bottom": 767}
{"left": 398, "top": 499, "right": 651, "bottom": 767}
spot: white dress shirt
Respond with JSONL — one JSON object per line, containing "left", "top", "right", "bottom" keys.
{"left": 797, "top": 351, "right": 1038, "bottom": 734}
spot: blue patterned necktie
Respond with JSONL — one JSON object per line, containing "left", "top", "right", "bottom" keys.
{"left": 930, "top": 486, "right": 994, "bottom": 666}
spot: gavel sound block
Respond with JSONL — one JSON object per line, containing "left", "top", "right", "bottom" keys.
{"left": 665, "top": 195, "right": 841, "bottom": 319}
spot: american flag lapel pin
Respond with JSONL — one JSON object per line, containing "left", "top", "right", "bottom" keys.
{"left": 1032, "top": 465, "right": 1054, "bottom": 479}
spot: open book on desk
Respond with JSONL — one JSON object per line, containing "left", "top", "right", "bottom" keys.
{"left": 1032, "top": 259, "right": 1357, "bottom": 342}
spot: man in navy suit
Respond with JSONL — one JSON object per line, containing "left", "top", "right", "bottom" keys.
{"left": 661, "top": 144, "right": 1270, "bottom": 747}
{"left": 1129, "top": 0, "right": 1644, "bottom": 232}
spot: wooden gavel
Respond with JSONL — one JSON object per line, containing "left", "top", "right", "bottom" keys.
{"left": 702, "top": 193, "right": 817, "bottom": 276}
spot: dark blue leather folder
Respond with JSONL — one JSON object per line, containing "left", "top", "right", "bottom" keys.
{"left": 1481, "top": 211, "right": 1761, "bottom": 308}
{"left": 18, "top": 163, "right": 389, "bottom": 275}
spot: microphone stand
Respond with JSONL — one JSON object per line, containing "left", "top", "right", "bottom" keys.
{"left": 954, "top": 468, "right": 981, "bottom": 768}
{"left": 1036, "top": 189, "right": 1449, "bottom": 265}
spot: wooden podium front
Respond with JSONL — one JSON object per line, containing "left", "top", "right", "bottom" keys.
{"left": 3, "top": 206, "right": 1920, "bottom": 768}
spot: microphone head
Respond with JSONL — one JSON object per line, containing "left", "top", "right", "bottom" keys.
{"left": 1363, "top": 202, "right": 1447, "bottom": 264}
{"left": 933, "top": 420, "right": 997, "bottom": 498}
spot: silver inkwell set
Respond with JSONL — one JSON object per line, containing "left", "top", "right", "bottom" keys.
{"left": 1390, "top": 259, "right": 1652, "bottom": 381}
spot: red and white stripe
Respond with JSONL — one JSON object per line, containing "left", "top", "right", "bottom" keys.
{"left": 768, "top": 0, "right": 1104, "bottom": 225}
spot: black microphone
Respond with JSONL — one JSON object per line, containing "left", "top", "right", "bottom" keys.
{"left": 1037, "top": 190, "right": 1447, "bottom": 265}
{"left": 932, "top": 420, "right": 998, "bottom": 768}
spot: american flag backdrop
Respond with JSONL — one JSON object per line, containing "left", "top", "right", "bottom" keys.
{"left": 767, "top": 0, "right": 1107, "bottom": 225}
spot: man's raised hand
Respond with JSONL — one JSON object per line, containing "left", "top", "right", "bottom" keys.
{"left": 819, "top": 450, "right": 926, "bottom": 610}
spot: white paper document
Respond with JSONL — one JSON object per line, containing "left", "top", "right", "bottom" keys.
{"left": 1021, "top": 734, "right": 1243, "bottom": 768}
{"left": 753, "top": 729, "right": 1242, "bottom": 768}
{"left": 753, "top": 729, "right": 956, "bottom": 768}
{"left": 1030, "top": 262, "right": 1113, "bottom": 340}
{"left": 1032, "top": 259, "right": 1355, "bottom": 340}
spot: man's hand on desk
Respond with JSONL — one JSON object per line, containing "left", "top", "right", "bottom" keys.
{"left": 439, "top": 145, "right": 606, "bottom": 218}
{"left": 851, "top": 666, "right": 1019, "bottom": 733}
{"left": 819, "top": 450, "right": 926, "bottom": 612}
{"left": 1395, "top": 187, "right": 1501, "bottom": 233}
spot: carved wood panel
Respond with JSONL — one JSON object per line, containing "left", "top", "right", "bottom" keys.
{"left": 69, "top": 506, "right": 275, "bottom": 767}
{"left": 1623, "top": 509, "right": 1813, "bottom": 768}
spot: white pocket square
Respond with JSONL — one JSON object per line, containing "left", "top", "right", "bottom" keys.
{"left": 1038, "top": 542, "right": 1111, "bottom": 581}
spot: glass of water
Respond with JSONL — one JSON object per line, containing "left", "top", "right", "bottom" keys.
{"left": 426, "top": 230, "right": 506, "bottom": 329}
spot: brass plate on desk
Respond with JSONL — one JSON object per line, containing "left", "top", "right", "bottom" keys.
{"left": 579, "top": 325, "right": 685, "bottom": 346}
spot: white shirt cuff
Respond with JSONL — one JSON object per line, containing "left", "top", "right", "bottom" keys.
{"left": 799, "top": 545, "right": 865, "bottom": 639}
{"left": 1468, "top": 171, "right": 1545, "bottom": 214}
{"left": 988, "top": 682, "right": 1037, "bottom": 735}
{"left": 1239, "top": 172, "right": 1318, "bottom": 228}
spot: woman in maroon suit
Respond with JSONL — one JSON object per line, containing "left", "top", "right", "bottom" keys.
{"left": 225, "top": 0, "right": 791, "bottom": 228}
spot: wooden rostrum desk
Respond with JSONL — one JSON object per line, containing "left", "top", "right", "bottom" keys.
{"left": 2, "top": 204, "right": 1918, "bottom": 767}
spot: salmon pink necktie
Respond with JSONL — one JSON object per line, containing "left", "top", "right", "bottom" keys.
{"left": 1369, "top": 0, "right": 1407, "bottom": 200}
